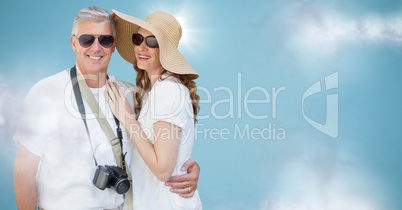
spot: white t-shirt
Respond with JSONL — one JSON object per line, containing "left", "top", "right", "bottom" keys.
{"left": 130, "top": 76, "right": 202, "bottom": 210}
{"left": 14, "top": 67, "right": 135, "bottom": 210}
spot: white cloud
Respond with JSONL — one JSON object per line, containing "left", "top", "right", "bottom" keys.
{"left": 259, "top": 162, "right": 381, "bottom": 210}
{"left": 0, "top": 75, "right": 25, "bottom": 167}
{"left": 286, "top": 4, "right": 402, "bottom": 54}
{"left": 0, "top": 102, "right": 4, "bottom": 127}
{"left": 257, "top": 133, "right": 388, "bottom": 210}
{"left": 0, "top": 75, "right": 25, "bottom": 133}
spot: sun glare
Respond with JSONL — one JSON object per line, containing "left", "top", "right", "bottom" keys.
{"left": 172, "top": 5, "right": 204, "bottom": 54}
{"left": 144, "top": 1, "right": 206, "bottom": 55}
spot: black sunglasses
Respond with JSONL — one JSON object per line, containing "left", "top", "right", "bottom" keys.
{"left": 132, "top": 33, "right": 159, "bottom": 48}
{"left": 75, "top": 34, "right": 115, "bottom": 48}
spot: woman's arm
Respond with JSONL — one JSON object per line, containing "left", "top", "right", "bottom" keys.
{"left": 105, "top": 81, "right": 181, "bottom": 181}
{"left": 125, "top": 118, "right": 181, "bottom": 181}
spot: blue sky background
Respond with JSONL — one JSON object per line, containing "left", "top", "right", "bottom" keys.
{"left": 1, "top": 0, "right": 402, "bottom": 209}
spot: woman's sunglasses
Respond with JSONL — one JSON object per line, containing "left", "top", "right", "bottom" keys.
{"left": 74, "top": 34, "right": 115, "bottom": 48}
{"left": 132, "top": 33, "right": 159, "bottom": 48}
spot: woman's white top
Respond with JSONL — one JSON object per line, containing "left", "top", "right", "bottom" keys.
{"left": 130, "top": 76, "right": 202, "bottom": 210}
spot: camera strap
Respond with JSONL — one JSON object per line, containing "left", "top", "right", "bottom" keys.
{"left": 68, "top": 66, "right": 125, "bottom": 169}
{"left": 68, "top": 66, "right": 133, "bottom": 210}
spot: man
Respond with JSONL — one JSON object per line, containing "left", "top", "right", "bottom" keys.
{"left": 14, "top": 6, "right": 200, "bottom": 210}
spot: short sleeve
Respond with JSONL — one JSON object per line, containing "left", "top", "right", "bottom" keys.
{"left": 149, "top": 80, "right": 189, "bottom": 129}
{"left": 13, "top": 80, "right": 60, "bottom": 157}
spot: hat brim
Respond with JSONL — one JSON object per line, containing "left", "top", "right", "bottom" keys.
{"left": 112, "top": 9, "right": 198, "bottom": 77}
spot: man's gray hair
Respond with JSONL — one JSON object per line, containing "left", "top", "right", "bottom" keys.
{"left": 71, "top": 6, "right": 116, "bottom": 37}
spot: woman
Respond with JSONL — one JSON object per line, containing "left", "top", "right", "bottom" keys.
{"left": 105, "top": 10, "right": 202, "bottom": 210}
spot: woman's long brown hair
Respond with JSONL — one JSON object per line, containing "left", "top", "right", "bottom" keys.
{"left": 133, "top": 65, "right": 200, "bottom": 124}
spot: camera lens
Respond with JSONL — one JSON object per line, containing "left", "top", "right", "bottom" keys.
{"left": 115, "top": 179, "right": 130, "bottom": 194}
{"left": 93, "top": 165, "right": 130, "bottom": 194}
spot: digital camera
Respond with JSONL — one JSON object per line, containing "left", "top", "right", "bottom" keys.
{"left": 93, "top": 165, "right": 130, "bottom": 194}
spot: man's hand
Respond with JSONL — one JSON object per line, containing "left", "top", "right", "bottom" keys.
{"left": 165, "top": 158, "right": 200, "bottom": 198}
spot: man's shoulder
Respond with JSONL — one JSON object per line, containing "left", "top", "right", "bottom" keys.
{"left": 114, "top": 77, "right": 136, "bottom": 92}
{"left": 34, "top": 69, "right": 70, "bottom": 87}
{"left": 28, "top": 69, "right": 70, "bottom": 97}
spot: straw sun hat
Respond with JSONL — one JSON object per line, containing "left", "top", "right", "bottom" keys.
{"left": 112, "top": 9, "right": 198, "bottom": 77}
